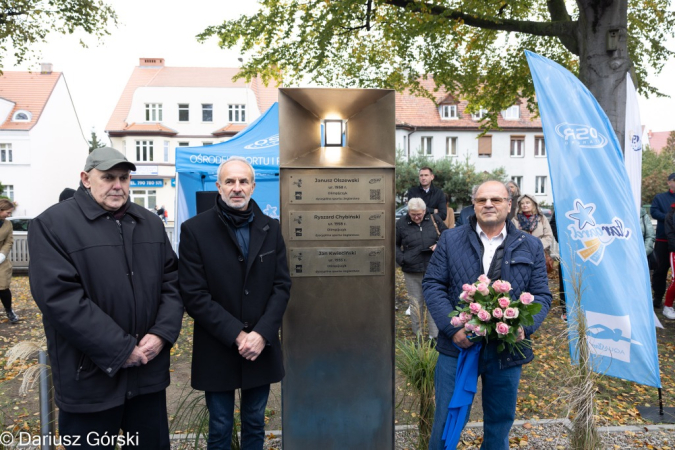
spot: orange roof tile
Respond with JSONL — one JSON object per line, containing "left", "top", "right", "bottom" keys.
{"left": 212, "top": 123, "right": 248, "bottom": 136}
{"left": 0, "top": 71, "right": 62, "bottom": 130}
{"left": 118, "top": 122, "right": 178, "bottom": 135}
{"left": 648, "top": 131, "right": 673, "bottom": 154}
{"left": 395, "top": 78, "right": 541, "bottom": 130}
{"left": 106, "top": 62, "right": 280, "bottom": 133}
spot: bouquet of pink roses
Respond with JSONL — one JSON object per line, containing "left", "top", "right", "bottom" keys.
{"left": 449, "top": 274, "right": 542, "bottom": 355}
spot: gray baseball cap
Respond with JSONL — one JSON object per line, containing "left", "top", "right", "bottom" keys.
{"left": 84, "top": 147, "right": 136, "bottom": 172}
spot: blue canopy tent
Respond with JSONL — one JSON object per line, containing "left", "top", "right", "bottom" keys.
{"left": 174, "top": 103, "right": 280, "bottom": 249}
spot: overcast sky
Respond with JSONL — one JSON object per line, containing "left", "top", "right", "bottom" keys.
{"left": 6, "top": 0, "right": 674, "bottom": 144}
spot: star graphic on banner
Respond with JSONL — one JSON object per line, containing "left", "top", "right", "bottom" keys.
{"left": 566, "top": 200, "right": 596, "bottom": 230}
{"left": 263, "top": 204, "right": 279, "bottom": 219}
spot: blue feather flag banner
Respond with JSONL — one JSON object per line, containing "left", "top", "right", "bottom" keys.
{"left": 525, "top": 51, "right": 660, "bottom": 388}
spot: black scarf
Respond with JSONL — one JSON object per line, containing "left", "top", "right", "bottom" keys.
{"left": 217, "top": 196, "right": 253, "bottom": 227}
{"left": 517, "top": 213, "right": 540, "bottom": 233}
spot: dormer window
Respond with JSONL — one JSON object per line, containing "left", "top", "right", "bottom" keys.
{"left": 145, "top": 103, "right": 163, "bottom": 122}
{"left": 439, "top": 104, "right": 458, "bottom": 120}
{"left": 502, "top": 105, "right": 520, "bottom": 120}
{"left": 12, "top": 110, "right": 31, "bottom": 122}
{"left": 471, "top": 108, "right": 488, "bottom": 120}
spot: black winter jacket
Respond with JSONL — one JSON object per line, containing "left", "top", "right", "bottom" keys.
{"left": 665, "top": 206, "right": 675, "bottom": 252}
{"left": 396, "top": 213, "right": 447, "bottom": 273}
{"left": 651, "top": 190, "right": 675, "bottom": 239}
{"left": 179, "top": 199, "right": 291, "bottom": 392}
{"left": 406, "top": 183, "right": 448, "bottom": 220}
{"left": 28, "top": 187, "right": 183, "bottom": 413}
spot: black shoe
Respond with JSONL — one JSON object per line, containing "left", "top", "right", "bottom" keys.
{"left": 654, "top": 303, "right": 663, "bottom": 309}
{"left": 6, "top": 309, "right": 18, "bottom": 324}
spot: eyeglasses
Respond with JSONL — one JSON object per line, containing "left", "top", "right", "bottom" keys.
{"left": 474, "top": 197, "right": 510, "bottom": 206}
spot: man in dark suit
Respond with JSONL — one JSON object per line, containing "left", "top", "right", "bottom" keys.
{"left": 178, "top": 156, "right": 291, "bottom": 450}
{"left": 406, "top": 167, "right": 447, "bottom": 221}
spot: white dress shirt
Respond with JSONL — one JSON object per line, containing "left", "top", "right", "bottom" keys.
{"left": 475, "top": 222, "right": 508, "bottom": 275}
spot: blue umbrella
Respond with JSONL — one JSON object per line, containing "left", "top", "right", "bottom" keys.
{"left": 442, "top": 342, "right": 482, "bottom": 450}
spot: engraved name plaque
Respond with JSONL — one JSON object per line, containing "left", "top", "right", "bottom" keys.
{"left": 288, "top": 173, "right": 385, "bottom": 204}
{"left": 289, "top": 247, "right": 385, "bottom": 277}
{"left": 289, "top": 211, "right": 385, "bottom": 241}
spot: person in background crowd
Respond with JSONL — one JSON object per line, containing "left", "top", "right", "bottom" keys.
{"left": 549, "top": 210, "right": 567, "bottom": 320}
{"left": 424, "top": 181, "right": 551, "bottom": 450}
{"left": 0, "top": 199, "right": 18, "bottom": 324}
{"left": 512, "top": 194, "right": 555, "bottom": 273}
{"left": 396, "top": 197, "right": 447, "bottom": 340}
{"left": 406, "top": 167, "right": 448, "bottom": 221}
{"left": 506, "top": 181, "right": 521, "bottom": 221}
{"left": 650, "top": 173, "right": 675, "bottom": 309}
{"left": 156, "top": 205, "right": 167, "bottom": 224}
{"left": 455, "top": 185, "right": 479, "bottom": 227}
{"left": 28, "top": 147, "right": 183, "bottom": 449}
{"left": 59, "top": 188, "right": 76, "bottom": 202}
{"left": 661, "top": 203, "right": 675, "bottom": 319}
{"left": 444, "top": 193, "right": 456, "bottom": 229}
{"left": 642, "top": 206, "right": 656, "bottom": 265}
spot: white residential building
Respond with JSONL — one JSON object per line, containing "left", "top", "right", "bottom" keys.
{"left": 105, "top": 58, "right": 278, "bottom": 222}
{"left": 0, "top": 64, "right": 88, "bottom": 216}
{"left": 395, "top": 80, "right": 552, "bottom": 204}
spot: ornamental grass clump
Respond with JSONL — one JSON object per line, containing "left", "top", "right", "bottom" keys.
{"left": 449, "top": 274, "right": 542, "bottom": 355}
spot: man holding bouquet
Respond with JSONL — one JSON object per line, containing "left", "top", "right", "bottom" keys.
{"left": 423, "top": 180, "right": 551, "bottom": 450}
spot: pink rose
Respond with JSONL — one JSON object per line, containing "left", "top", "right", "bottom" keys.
{"left": 474, "top": 325, "right": 487, "bottom": 336}
{"left": 462, "top": 284, "right": 473, "bottom": 292}
{"left": 492, "top": 308, "right": 503, "bottom": 319}
{"left": 498, "top": 297, "right": 511, "bottom": 309}
{"left": 492, "top": 280, "right": 512, "bottom": 294}
{"left": 451, "top": 316, "right": 463, "bottom": 327}
{"left": 496, "top": 322, "right": 510, "bottom": 335}
{"left": 469, "top": 302, "right": 482, "bottom": 314}
{"left": 466, "top": 284, "right": 477, "bottom": 296}
{"left": 459, "top": 291, "right": 469, "bottom": 301}
{"left": 465, "top": 323, "right": 476, "bottom": 332}
{"left": 478, "top": 274, "right": 490, "bottom": 284}
{"left": 459, "top": 312, "right": 472, "bottom": 323}
{"left": 520, "top": 292, "right": 534, "bottom": 305}
{"left": 476, "top": 283, "right": 490, "bottom": 296}
{"left": 504, "top": 307, "right": 519, "bottom": 319}
{"left": 477, "top": 310, "right": 491, "bottom": 322}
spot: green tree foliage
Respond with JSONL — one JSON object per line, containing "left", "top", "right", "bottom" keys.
{"left": 0, "top": 0, "right": 118, "bottom": 69}
{"left": 642, "top": 132, "right": 675, "bottom": 205}
{"left": 199, "top": 0, "right": 674, "bottom": 141}
{"left": 396, "top": 151, "right": 507, "bottom": 207}
{"left": 88, "top": 130, "right": 106, "bottom": 153}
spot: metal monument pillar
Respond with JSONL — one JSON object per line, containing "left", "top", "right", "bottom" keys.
{"left": 280, "top": 88, "right": 396, "bottom": 449}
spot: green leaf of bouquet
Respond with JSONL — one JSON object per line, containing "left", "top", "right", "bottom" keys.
{"left": 527, "top": 303, "right": 543, "bottom": 315}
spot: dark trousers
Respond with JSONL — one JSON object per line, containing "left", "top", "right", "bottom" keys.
{"left": 0, "top": 289, "right": 11, "bottom": 310}
{"left": 58, "top": 390, "right": 170, "bottom": 449}
{"left": 653, "top": 240, "right": 670, "bottom": 306}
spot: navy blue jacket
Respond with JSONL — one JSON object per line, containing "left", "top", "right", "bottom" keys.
{"left": 406, "top": 183, "right": 448, "bottom": 221}
{"left": 651, "top": 190, "right": 675, "bottom": 239}
{"left": 423, "top": 219, "right": 551, "bottom": 368}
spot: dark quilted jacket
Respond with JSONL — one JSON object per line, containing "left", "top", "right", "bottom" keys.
{"left": 395, "top": 213, "right": 447, "bottom": 273}
{"left": 423, "top": 218, "right": 552, "bottom": 368}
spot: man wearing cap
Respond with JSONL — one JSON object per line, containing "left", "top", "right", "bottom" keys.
{"left": 28, "top": 147, "right": 183, "bottom": 449}
{"left": 650, "top": 173, "right": 675, "bottom": 309}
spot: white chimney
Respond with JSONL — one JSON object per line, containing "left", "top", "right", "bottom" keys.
{"left": 40, "top": 63, "right": 53, "bottom": 74}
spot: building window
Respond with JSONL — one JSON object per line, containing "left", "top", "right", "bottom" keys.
{"left": 420, "top": 137, "right": 432, "bottom": 155}
{"left": 164, "top": 141, "right": 170, "bottom": 162}
{"left": 510, "top": 176, "right": 522, "bottom": 191}
{"left": 228, "top": 104, "right": 246, "bottom": 123}
{"left": 135, "top": 140, "right": 154, "bottom": 162}
{"left": 12, "top": 110, "right": 31, "bottom": 122}
{"left": 535, "top": 176, "right": 547, "bottom": 195}
{"left": 0, "top": 143, "right": 12, "bottom": 163}
{"left": 202, "top": 104, "right": 213, "bottom": 122}
{"left": 502, "top": 105, "right": 520, "bottom": 120}
{"left": 478, "top": 136, "right": 492, "bottom": 158}
{"left": 510, "top": 136, "right": 525, "bottom": 157}
{"left": 177, "top": 141, "right": 189, "bottom": 147}
{"left": 439, "top": 105, "right": 458, "bottom": 120}
{"left": 535, "top": 136, "right": 546, "bottom": 157}
{"left": 471, "top": 108, "right": 488, "bottom": 120}
{"left": 202, "top": 141, "right": 213, "bottom": 147}
{"left": 178, "top": 104, "right": 189, "bottom": 122}
{"left": 3, "top": 184, "right": 13, "bottom": 201}
{"left": 446, "top": 137, "right": 457, "bottom": 156}
{"left": 131, "top": 189, "right": 157, "bottom": 210}
{"left": 145, "top": 103, "right": 162, "bottom": 122}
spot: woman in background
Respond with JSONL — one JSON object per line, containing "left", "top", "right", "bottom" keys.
{"left": 0, "top": 199, "right": 18, "bottom": 324}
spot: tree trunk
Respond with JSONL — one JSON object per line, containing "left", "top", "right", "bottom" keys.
{"left": 577, "top": 0, "right": 629, "bottom": 153}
